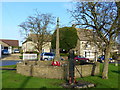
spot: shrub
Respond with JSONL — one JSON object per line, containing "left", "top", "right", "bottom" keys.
{"left": 19, "top": 56, "right": 23, "bottom": 59}
{"left": 60, "top": 53, "right": 69, "bottom": 56}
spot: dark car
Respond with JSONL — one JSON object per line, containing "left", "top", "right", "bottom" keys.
{"left": 2, "top": 49, "right": 9, "bottom": 55}
{"left": 74, "top": 56, "right": 90, "bottom": 62}
{"left": 97, "top": 55, "right": 114, "bottom": 63}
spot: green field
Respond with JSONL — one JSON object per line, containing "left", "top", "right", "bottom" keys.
{"left": 1, "top": 63, "right": 120, "bottom": 88}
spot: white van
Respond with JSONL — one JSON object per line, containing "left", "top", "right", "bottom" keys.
{"left": 40, "top": 52, "right": 55, "bottom": 61}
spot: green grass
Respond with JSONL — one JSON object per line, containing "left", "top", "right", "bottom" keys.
{"left": 1, "top": 63, "right": 120, "bottom": 88}
{"left": 2, "top": 70, "right": 64, "bottom": 88}
{"left": 77, "top": 63, "right": 119, "bottom": 88}
{"left": 1, "top": 65, "right": 17, "bottom": 68}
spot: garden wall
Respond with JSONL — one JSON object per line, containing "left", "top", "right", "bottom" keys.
{"left": 17, "top": 61, "right": 100, "bottom": 79}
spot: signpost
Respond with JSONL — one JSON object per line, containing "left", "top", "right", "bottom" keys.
{"left": 63, "top": 50, "right": 95, "bottom": 88}
{"left": 68, "top": 50, "right": 75, "bottom": 84}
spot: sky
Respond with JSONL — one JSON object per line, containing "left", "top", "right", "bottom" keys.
{"left": 1, "top": 2, "right": 74, "bottom": 46}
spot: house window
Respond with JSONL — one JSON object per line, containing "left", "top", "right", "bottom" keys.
{"left": 85, "top": 42, "right": 91, "bottom": 48}
{"left": 86, "top": 44, "right": 90, "bottom": 48}
{"left": 85, "top": 51, "right": 94, "bottom": 58}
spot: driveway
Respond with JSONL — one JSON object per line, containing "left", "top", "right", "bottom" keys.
{"left": 0, "top": 60, "right": 22, "bottom": 66}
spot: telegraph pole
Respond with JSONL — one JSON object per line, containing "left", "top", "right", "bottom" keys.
{"left": 54, "top": 17, "right": 60, "bottom": 61}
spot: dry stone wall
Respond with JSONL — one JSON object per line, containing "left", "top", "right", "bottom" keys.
{"left": 17, "top": 61, "right": 100, "bottom": 79}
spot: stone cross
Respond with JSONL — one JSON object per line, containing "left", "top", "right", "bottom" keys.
{"left": 54, "top": 17, "right": 60, "bottom": 61}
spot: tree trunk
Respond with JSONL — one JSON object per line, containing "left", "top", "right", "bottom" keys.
{"left": 102, "top": 44, "right": 111, "bottom": 79}
{"left": 38, "top": 47, "right": 42, "bottom": 61}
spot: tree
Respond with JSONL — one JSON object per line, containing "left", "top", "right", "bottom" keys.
{"left": 69, "top": 2, "right": 119, "bottom": 79}
{"left": 116, "top": 2, "right": 120, "bottom": 54}
{"left": 51, "top": 27, "right": 78, "bottom": 52}
{"left": 19, "top": 11, "right": 55, "bottom": 60}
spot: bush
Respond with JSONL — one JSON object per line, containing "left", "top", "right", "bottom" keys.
{"left": 51, "top": 27, "right": 78, "bottom": 51}
{"left": 20, "top": 51, "right": 23, "bottom": 54}
{"left": 111, "top": 52, "right": 120, "bottom": 60}
{"left": 19, "top": 56, "right": 23, "bottom": 59}
{"left": 60, "top": 53, "right": 69, "bottom": 56}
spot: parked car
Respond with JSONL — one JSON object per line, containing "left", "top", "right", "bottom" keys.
{"left": 14, "top": 49, "right": 20, "bottom": 53}
{"left": 40, "top": 52, "right": 55, "bottom": 61}
{"left": 2, "top": 49, "right": 9, "bottom": 55}
{"left": 97, "top": 55, "right": 114, "bottom": 63}
{"left": 74, "top": 56, "right": 90, "bottom": 62}
{"left": 40, "top": 52, "right": 64, "bottom": 61}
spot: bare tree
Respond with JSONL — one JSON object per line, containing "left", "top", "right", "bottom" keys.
{"left": 19, "top": 11, "right": 55, "bottom": 60}
{"left": 69, "top": 2, "right": 119, "bottom": 79}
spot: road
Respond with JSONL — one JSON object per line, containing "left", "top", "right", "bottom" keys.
{"left": 0, "top": 60, "right": 119, "bottom": 66}
{"left": 0, "top": 60, "right": 22, "bottom": 66}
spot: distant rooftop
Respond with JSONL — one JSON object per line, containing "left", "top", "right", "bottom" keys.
{"left": 0, "top": 39, "right": 19, "bottom": 47}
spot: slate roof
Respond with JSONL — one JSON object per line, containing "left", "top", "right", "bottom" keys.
{"left": 76, "top": 28, "right": 93, "bottom": 41}
{"left": 0, "top": 39, "right": 19, "bottom": 47}
{"left": 76, "top": 28, "right": 100, "bottom": 41}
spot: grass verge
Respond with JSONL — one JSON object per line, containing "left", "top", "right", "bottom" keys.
{"left": 1, "top": 63, "right": 120, "bottom": 88}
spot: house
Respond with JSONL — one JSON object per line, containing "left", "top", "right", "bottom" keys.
{"left": 74, "top": 28, "right": 119, "bottom": 60}
{"left": 22, "top": 41, "right": 51, "bottom": 53}
{"left": 73, "top": 28, "right": 101, "bottom": 60}
{"left": 0, "top": 39, "right": 19, "bottom": 54}
{"left": 22, "top": 34, "right": 51, "bottom": 53}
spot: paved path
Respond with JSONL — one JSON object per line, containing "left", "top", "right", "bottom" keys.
{"left": 1, "top": 53, "right": 22, "bottom": 60}
{"left": 0, "top": 67, "right": 16, "bottom": 70}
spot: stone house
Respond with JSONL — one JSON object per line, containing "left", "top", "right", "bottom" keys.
{"left": 74, "top": 28, "right": 101, "bottom": 60}
{"left": 22, "top": 34, "right": 51, "bottom": 53}
{"left": 74, "top": 28, "right": 119, "bottom": 60}
{"left": 22, "top": 41, "right": 51, "bottom": 53}
{"left": 0, "top": 39, "right": 19, "bottom": 54}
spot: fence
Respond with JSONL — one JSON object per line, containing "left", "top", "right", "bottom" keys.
{"left": 23, "top": 54, "right": 37, "bottom": 60}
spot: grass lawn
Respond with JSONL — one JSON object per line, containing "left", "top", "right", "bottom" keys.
{"left": 77, "top": 63, "right": 120, "bottom": 88}
{"left": 1, "top": 63, "right": 120, "bottom": 88}
{"left": 1, "top": 65, "right": 17, "bottom": 68}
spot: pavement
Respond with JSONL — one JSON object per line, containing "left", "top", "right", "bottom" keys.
{"left": 1, "top": 53, "right": 22, "bottom": 60}
{"left": 0, "top": 67, "right": 16, "bottom": 70}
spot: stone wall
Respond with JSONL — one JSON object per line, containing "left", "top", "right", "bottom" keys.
{"left": 17, "top": 61, "right": 100, "bottom": 79}
{"left": 75, "top": 63, "right": 100, "bottom": 78}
